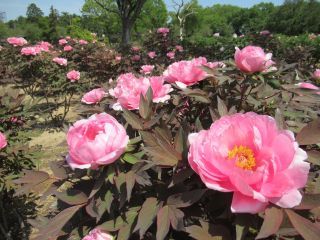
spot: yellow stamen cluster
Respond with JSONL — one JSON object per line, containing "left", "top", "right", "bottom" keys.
{"left": 228, "top": 145, "right": 256, "bottom": 170}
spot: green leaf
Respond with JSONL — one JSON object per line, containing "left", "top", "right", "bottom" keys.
{"left": 186, "top": 221, "right": 222, "bottom": 240}
{"left": 125, "top": 171, "right": 135, "bottom": 202}
{"left": 256, "top": 207, "right": 284, "bottom": 239}
{"left": 156, "top": 205, "right": 171, "bottom": 240}
{"left": 122, "top": 153, "right": 140, "bottom": 165}
{"left": 89, "top": 172, "right": 105, "bottom": 199}
{"left": 49, "top": 161, "right": 67, "bottom": 179}
{"left": 122, "top": 109, "right": 144, "bottom": 130}
{"left": 167, "top": 189, "right": 206, "bottom": 208}
{"left": 296, "top": 118, "right": 320, "bottom": 145}
{"left": 55, "top": 189, "right": 88, "bottom": 205}
{"left": 134, "top": 197, "right": 159, "bottom": 238}
{"left": 285, "top": 209, "right": 320, "bottom": 240}
{"left": 174, "top": 126, "right": 187, "bottom": 154}
{"left": 139, "top": 87, "right": 153, "bottom": 120}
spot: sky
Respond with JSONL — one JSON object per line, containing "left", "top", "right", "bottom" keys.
{"left": 0, "top": 0, "right": 283, "bottom": 21}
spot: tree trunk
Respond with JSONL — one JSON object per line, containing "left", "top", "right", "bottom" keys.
{"left": 179, "top": 19, "right": 184, "bottom": 41}
{"left": 121, "top": 19, "right": 132, "bottom": 47}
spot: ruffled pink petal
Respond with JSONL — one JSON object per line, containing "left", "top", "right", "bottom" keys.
{"left": 231, "top": 192, "right": 268, "bottom": 213}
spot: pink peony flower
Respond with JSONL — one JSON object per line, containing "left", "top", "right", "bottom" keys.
{"left": 313, "top": 69, "right": 320, "bottom": 80}
{"left": 53, "top": 57, "right": 68, "bottom": 66}
{"left": 82, "top": 228, "right": 114, "bottom": 240}
{"left": 206, "top": 61, "right": 226, "bottom": 69}
{"left": 166, "top": 51, "right": 175, "bottom": 59}
{"left": 131, "top": 55, "right": 141, "bottom": 61}
{"left": 175, "top": 45, "right": 184, "bottom": 52}
{"left": 148, "top": 51, "right": 156, "bottom": 59}
{"left": 188, "top": 112, "right": 310, "bottom": 213}
{"left": 235, "top": 46, "right": 275, "bottom": 73}
{"left": 115, "top": 56, "right": 122, "bottom": 62}
{"left": 81, "top": 88, "right": 107, "bottom": 104}
{"left": 64, "top": 45, "right": 73, "bottom": 52}
{"left": 66, "top": 113, "right": 129, "bottom": 169}
{"left": 140, "top": 65, "right": 154, "bottom": 75}
{"left": 260, "top": 30, "right": 271, "bottom": 36}
{"left": 36, "top": 41, "right": 52, "bottom": 52}
{"left": 21, "top": 46, "right": 41, "bottom": 56}
{"left": 79, "top": 39, "right": 88, "bottom": 45}
{"left": 0, "top": 132, "right": 7, "bottom": 150}
{"left": 297, "top": 82, "right": 319, "bottom": 90}
{"left": 109, "top": 73, "right": 172, "bottom": 110}
{"left": 7, "top": 37, "right": 27, "bottom": 47}
{"left": 157, "top": 27, "right": 170, "bottom": 36}
{"left": 59, "top": 39, "right": 68, "bottom": 45}
{"left": 131, "top": 46, "right": 140, "bottom": 52}
{"left": 163, "top": 57, "right": 208, "bottom": 88}
{"left": 67, "top": 70, "right": 80, "bottom": 82}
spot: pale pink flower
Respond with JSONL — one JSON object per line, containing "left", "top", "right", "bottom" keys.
{"left": 79, "top": 39, "right": 88, "bottom": 45}
{"left": 81, "top": 88, "right": 107, "bottom": 104}
{"left": 157, "top": 27, "right": 170, "bottom": 36}
{"left": 109, "top": 73, "right": 172, "bottom": 110}
{"left": 140, "top": 65, "right": 154, "bottom": 75}
{"left": 175, "top": 45, "right": 184, "bottom": 52}
{"left": 82, "top": 228, "right": 114, "bottom": 240}
{"left": 188, "top": 112, "right": 310, "bottom": 213}
{"left": 260, "top": 30, "right": 271, "bottom": 36}
{"left": 148, "top": 51, "right": 156, "bottom": 59}
{"left": 0, "top": 132, "right": 7, "bottom": 150}
{"left": 131, "top": 55, "right": 141, "bottom": 61}
{"left": 59, "top": 39, "right": 68, "bottom": 45}
{"left": 66, "top": 113, "right": 129, "bottom": 169}
{"left": 36, "top": 41, "right": 52, "bottom": 52}
{"left": 53, "top": 57, "right": 68, "bottom": 66}
{"left": 297, "top": 82, "right": 319, "bottom": 90}
{"left": 115, "top": 56, "right": 122, "bottom": 61}
{"left": 163, "top": 57, "right": 208, "bottom": 88}
{"left": 21, "top": 46, "right": 41, "bottom": 56}
{"left": 131, "top": 46, "right": 140, "bottom": 52}
{"left": 235, "top": 46, "right": 275, "bottom": 73}
{"left": 166, "top": 51, "right": 175, "bottom": 59}
{"left": 7, "top": 37, "right": 27, "bottom": 47}
{"left": 313, "top": 69, "right": 320, "bottom": 80}
{"left": 206, "top": 61, "right": 226, "bottom": 69}
{"left": 64, "top": 45, "right": 73, "bottom": 52}
{"left": 67, "top": 70, "right": 80, "bottom": 82}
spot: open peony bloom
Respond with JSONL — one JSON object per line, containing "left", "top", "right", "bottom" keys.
{"left": 188, "top": 112, "right": 310, "bottom": 213}
{"left": 36, "top": 41, "right": 52, "bottom": 52}
{"left": 64, "top": 45, "right": 73, "bottom": 52}
{"left": 166, "top": 51, "right": 175, "bottom": 59}
{"left": 313, "top": 69, "right": 320, "bottom": 80}
{"left": 157, "top": 27, "right": 170, "bottom": 36}
{"left": 235, "top": 46, "right": 275, "bottom": 73}
{"left": 140, "top": 65, "right": 154, "bottom": 75}
{"left": 21, "top": 46, "right": 41, "bottom": 56}
{"left": 109, "top": 73, "right": 172, "bottom": 110}
{"left": 148, "top": 51, "right": 156, "bottom": 59}
{"left": 53, "top": 57, "right": 67, "bottom": 66}
{"left": 0, "top": 132, "right": 7, "bottom": 150}
{"left": 163, "top": 57, "right": 209, "bottom": 88}
{"left": 7, "top": 37, "right": 27, "bottom": 47}
{"left": 66, "top": 113, "right": 129, "bottom": 169}
{"left": 79, "top": 39, "right": 88, "bottom": 45}
{"left": 115, "top": 56, "right": 122, "bottom": 61}
{"left": 81, "top": 88, "right": 107, "bottom": 104}
{"left": 131, "top": 46, "right": 140, "bottom": 52}
{"left": 82, "top": 228, "right": 114, "bottom": 240}
{"left": 67, "top": 70, "right": 80, "bottom": 82}
{"left": 59, "top": 39, "right": 68, "bottom": 45}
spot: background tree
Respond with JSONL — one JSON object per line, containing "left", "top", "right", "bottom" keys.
{"left": 26, "top": 3, "right": 44, "bottom": 23}
{"left": 45, "top": 6, "right": 59, "bottom": 42}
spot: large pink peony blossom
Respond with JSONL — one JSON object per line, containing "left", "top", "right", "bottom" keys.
{"left": 59, "top": 39, "right": 68, "bottom": 45}
{"left": 148, "top": 51, "right": 156, "bottom": 59}
{"left": 234, "top": 46, "right": 275, "bottom": 73}
{"left": 64, "top": 45, "right": 73, "bottom": 52}
{"left": 313, "top": 69, "right": 320, "bottom": 80}
{"left": 36, "top": 41, "right": 52, "bottom": 52}
{"left": 53, "top": 57, "right": 68, "bottom": 66}
{"left": 21, "top": 46, "right": 41, "bottom": 56}
{"left": 81, "top": 88, "right": 107, "bottom": 104}
{"left": 67, "top": 70, "right": 80, "bottom": 82}
{"left": 188, "top": 112, "right": 310, "bottom": 213}
{"left": 109, "top": 73, "right": 172, "bottom": 110}
{"left": 140, "top": 65, "right": 154, "bottom": 75}
{"left": 79, "top": 39, "right": 88, "bottom": 45}
{"left": 0, "top": 132, "right": 7, "bottom": 150}
{"left": 7, "top": 37, "right": 27, "bottom": 47}
{"left": 163, "top": 57, "right": 209, "bottom": 88}
{"left": 82, "top": 229, "right": 114, "bottom": 240}
{"left": 66, "top": 113, "right": 129, "bottom": 169}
